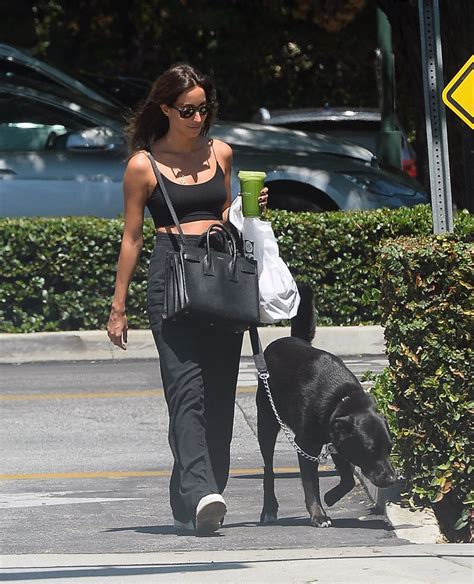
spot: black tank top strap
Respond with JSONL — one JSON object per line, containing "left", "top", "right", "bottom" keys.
{"left": 209, "top": 138, "right": 225, "bottom": 177}
{"left": 210, "top": 138, "right": 216, "bottom": 162}
{"left": 145, "top": 148, "right": 161, "bottom": 183}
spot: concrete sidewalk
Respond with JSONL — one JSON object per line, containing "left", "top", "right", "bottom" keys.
{"left": 0, "top": 545, "right": 472, "bottom": 583}
{"left": 0, "top": 325, "right": 385, "bottom": 364}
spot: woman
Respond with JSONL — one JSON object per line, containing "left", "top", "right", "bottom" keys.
{"left": 107, "top": 63, "right": 268, "bottom": 534}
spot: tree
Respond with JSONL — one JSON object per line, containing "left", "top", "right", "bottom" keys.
{"left": 6, "top": 0, "right": 378, "bottom": 120}
{"left": 4, "top": 1, "right": 469, "bottom": 206}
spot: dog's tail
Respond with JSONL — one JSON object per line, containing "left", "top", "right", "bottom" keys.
{"left": 290, "top": 283, "right": 316, "bottom": 343}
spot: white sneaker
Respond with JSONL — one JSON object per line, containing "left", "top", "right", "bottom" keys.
{"left": 195, "top": 494, "right": 227, "bottom": 534}
{"left": 173, "top": 519, "right": 194, "bottom": 532}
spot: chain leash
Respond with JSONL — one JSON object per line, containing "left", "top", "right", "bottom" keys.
{"left": 258, "top": 371, "right": 331, "bottom": 464}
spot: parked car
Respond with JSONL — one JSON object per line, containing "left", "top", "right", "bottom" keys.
{"left": 252, "top": 107, "right": 418, "bottom": 178}
{"left": 0, "top": 44, "right": 427, "bottom": 217}
{"left": 0, "top": 82, "right": 427, "bottom": 218}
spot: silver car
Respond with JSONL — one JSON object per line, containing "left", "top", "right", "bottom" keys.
{"left": 0, "top": 49, "right": 427, "bottom": 217}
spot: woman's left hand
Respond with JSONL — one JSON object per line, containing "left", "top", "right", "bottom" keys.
{"left": 259, "top": 187, "right": 269, "bottom": 211}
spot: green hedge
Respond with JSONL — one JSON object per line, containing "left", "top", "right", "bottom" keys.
{"left": 0, "top": 206, "right": 472, "bottom": 332}
{"left": 0, "top": 217, "right": 151, "bottom": 333}
{"left": 375, "top": 234, "right": 473, "bottom": 542}
{"left": 271, "top": 206, "right": 472, "bottom": 324}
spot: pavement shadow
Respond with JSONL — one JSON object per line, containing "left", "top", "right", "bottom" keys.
{"left": 224, "top": 516, "right": 308, "bottom": 529}
{"left": 330, "top": 517, "right": 394, "bottom": 531}
{"left": 225, "top": 515, "right": 393, "bottom": 531}
{"left": 104, "top": 525, "right": 224, "bottom": 538}
{"left": 0, "top": 562, "right": 247, "bottom": 581}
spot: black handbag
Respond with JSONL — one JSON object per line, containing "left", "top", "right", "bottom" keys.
{"left": 146, "top": 152, "right": 260, "bottom": 332}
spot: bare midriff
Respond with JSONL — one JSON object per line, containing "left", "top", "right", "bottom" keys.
{"left": 156, "top": 219, "right": 224, "bottom": 236}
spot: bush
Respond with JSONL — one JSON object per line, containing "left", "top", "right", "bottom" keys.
{"left": 0, "top": 206, "right": 472, "bottom": 332}
{"left": 0, "top": 217, "right": 154, "bottom": 333}
{"left": 376, "top": 234, "right": 473, "bottom": 542}
{"left": 270, "top": 206, "right": 472, "bottom": 324}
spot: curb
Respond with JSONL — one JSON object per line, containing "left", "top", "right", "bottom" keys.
{"left": 354, "top": 468, "right": 442, "bottom": 544}
{"left": 0, "top": 325, "right": 386, "bottom": 364}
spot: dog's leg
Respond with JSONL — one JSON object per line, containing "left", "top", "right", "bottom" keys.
{"left": 297, "top": 441, "right": 332, "bottom": 528}
{"left": 257, "top": 385, "right": 280, "bottom": 524}
{"left": 324, "top": 452, "right": 356, "bottom": 507}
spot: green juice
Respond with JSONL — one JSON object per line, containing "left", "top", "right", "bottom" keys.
{"left": 238, "top": 171, "right": 267, "bottom": 217}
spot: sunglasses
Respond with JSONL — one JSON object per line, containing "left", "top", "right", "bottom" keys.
{"left": 171, "top": 102, "right": 214, "bottom": 119}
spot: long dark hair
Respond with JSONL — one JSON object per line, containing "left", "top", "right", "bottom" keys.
{"left": 126, "top": 62, "right": 217, "bottom": 153}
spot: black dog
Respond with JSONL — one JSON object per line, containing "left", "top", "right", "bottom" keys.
{"left": 256, "top": 285, "right": 396, "bottom": 527}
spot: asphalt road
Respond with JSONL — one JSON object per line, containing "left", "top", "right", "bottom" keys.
{"left": 0, "top": 357, "right": 406, "bottom": 554}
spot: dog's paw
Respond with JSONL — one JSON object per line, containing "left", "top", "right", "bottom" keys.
{"left": 260, "top": 512, "right": 278, "bottom": 524}
{"left": 311, "top": 515, "right": 332, "bottom": 528}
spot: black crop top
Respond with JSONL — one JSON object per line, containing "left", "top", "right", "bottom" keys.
{"left": 146, "top": 150, "right": 227, "bottom": 229}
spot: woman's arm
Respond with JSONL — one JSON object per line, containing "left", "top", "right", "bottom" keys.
{"left": 107, "top": 153, "right": 151, "bottom": 349}
{"left": 215, "top": 139, "right": 268, "bottom": 223}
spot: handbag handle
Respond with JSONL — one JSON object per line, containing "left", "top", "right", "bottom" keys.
{"left": 201, "top": 223, "right": 237, "bottom": 258}
{"left": 145, "top": 151, "right": 187, "bottom": 248}
{"left": 202, "top": 223, "right": 238, "bottom": 276}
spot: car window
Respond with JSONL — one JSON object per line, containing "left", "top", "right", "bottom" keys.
{"left": 0, "top": 94, "right": 95, "bottom": 151}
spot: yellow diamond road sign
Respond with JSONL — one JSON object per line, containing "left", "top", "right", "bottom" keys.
{"left": 442, "top": 55, "right": 474, "bottom": 129}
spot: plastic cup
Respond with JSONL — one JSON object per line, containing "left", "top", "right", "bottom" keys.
{"left": 238, "top": 171, "right": 267, "bottom": 217}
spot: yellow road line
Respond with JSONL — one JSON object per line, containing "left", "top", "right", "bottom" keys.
{"left": 237, "top": 386, "right": 257, "bottom": 394}
{"left": 0, "top": 386, "right": 257, "bottom": 401}
{"left": 0, "top": 466, "right": 314, "bottom": 481}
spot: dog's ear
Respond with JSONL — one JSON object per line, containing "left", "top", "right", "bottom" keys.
{"left": 330, "top": 416, "right": 354, "bottom": 443}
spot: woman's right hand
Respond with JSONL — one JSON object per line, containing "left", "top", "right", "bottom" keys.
{"left": 107, "top": 307, "right": 128, "bottom": 350}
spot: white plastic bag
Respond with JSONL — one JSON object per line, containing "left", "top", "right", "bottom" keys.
{"left": 229, "top": 197, "right": 300, "bottom": 323}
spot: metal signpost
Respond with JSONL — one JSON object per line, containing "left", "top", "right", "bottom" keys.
{"left": 418, "top": 0, "right": 454, "bottom": 233}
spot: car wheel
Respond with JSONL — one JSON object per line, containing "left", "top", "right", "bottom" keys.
{"left": 267, "top": 181, "right": 338, "bottom": 212}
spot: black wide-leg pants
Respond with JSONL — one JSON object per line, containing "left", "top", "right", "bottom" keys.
{"left": 147, "top": 233, "right": 243, "bottom": 523}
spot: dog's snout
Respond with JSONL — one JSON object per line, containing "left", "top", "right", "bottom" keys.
{"left": 364, "top": 462, "right": 398, "bottom": 488}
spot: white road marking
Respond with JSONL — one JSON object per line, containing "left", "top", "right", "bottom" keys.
{"left": 0, "top": 491, "right": 141, "bottom": 509}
